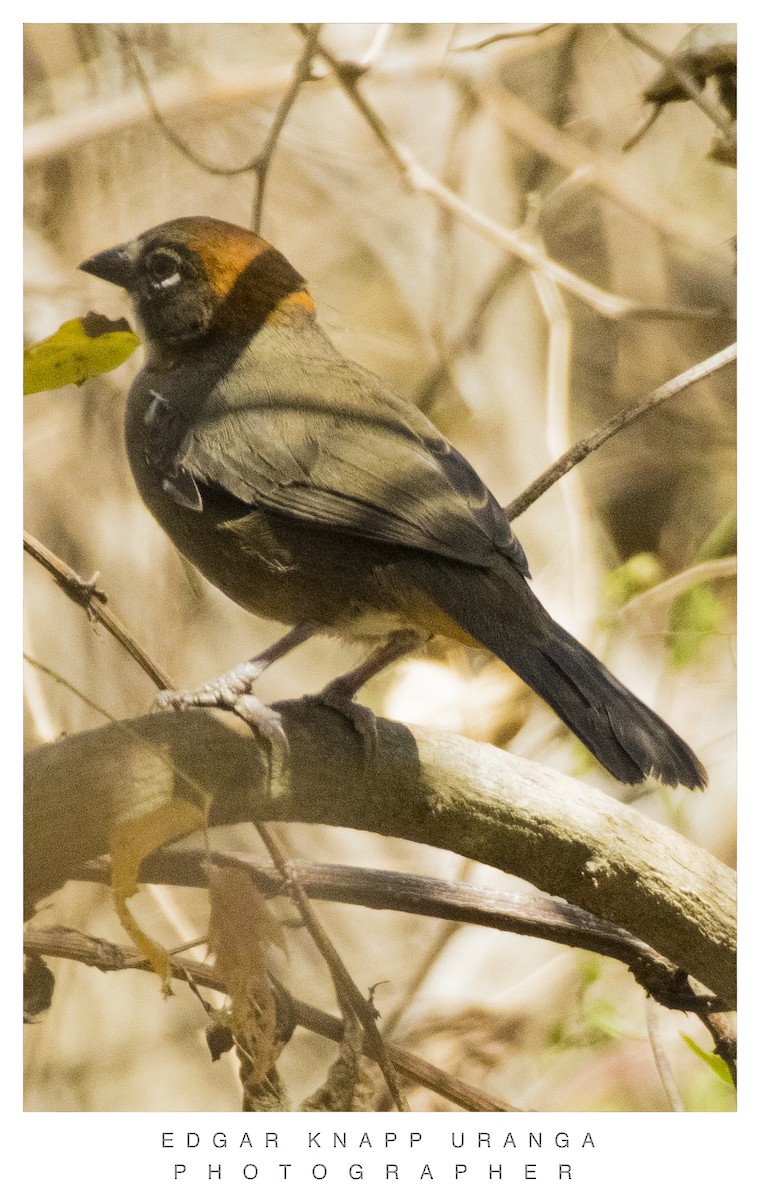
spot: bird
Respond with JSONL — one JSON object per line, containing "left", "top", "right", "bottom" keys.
{"left": 80, "top": 216, "right": 706, "bottom": 790}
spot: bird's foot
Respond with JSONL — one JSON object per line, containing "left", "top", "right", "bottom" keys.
{"left": 155, "top": 658, "right": 268, "bottom": 713}
{"left": 311, "top": 680, "right": 380, "bottom": 769}
{"left": 156, "top": 671, "right": 290, "bottom": 795}
{"left": 302, "top": 629, "right": 422, "bottom": 771}
{"left": 153, "top": 624, "right": 318, "bottom": 794}
{"left": 232, "top": 693, "right": 291, "bottom": 797}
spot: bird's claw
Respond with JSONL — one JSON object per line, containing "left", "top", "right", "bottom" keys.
{"left": 233, "top": 694, "right": 291, "bottom": 798}
{"left": 309, "top": 683, "right": 379, "bottom": 770}
{"left": 154, "top": 674, "right": 290, "bottom": 795}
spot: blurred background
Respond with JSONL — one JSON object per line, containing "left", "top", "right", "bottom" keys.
{"left": 24, "top": 22, "right": 736, "bottom": 1111}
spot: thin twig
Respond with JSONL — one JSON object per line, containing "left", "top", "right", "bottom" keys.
{"left": 617, "top": 556, "right": 737, "bottom": 619}
{"left": 24, "top": 530, "right": 172, "bottom": 689}
{"left": 23, "top": 925, "right": 517, "bottom": 1112}
{"left": 117, "top": 31, "right": 265, "bottom": 177}
{"left": 698, "top": 1010, "right": 737, "bottom": 1087}
{"left": 428, "top": 81, "right": 478, "bottom": 361}
{"left": 454, "top": 25, "right": 558, "bottom": 53}
{"left": 254, "top": 823, "right": 410, "bottom": 1111}
{"left": 23, "top": 62, "right": 307, "bottom": 164}
{"left": 296, "top": 26, "right": 686, "bottom": 322}
{"left": 646, "top": 996, "right": 685, "bottom": 1111}
{"left": 416, "top": 257, "right": 524, "bottom": 413}
{"left": 251, "top": 25, "right": 321, "bottom": 233}
{"left": 118, "top": 25, "right": 320, "bottom": 214}
{"left": 527, "top": 204, "right": 596, "bottom": 627}
{"left": 380, "top": 860, "right": 473, "bottom": 1038}
{"left": 481, "top": 82, "right": 731, "bottom": 258}
{"left": 615, "top": 24, "right": 736, "bottom": 144}
{"left": 118, "top": 27, "right": 321, "bottom": 233}
{"left": 23, "top": 653, "right": 117, "bottom": 723}
{"left": 504, "top": 343, "right": 736, "bottom": 521}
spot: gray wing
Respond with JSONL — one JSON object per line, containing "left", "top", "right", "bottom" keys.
{"left": 164, "top": 355, "right": 529, "bottom": 575}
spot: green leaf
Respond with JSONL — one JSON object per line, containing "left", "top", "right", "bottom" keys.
{"left": 667, "top": 583, "right": 725, "bottom": 668}
{"left": 24, "top": 312, "right": 139, "bottom": 394}
{"left": 695, "top": 506, "right": 736, "bottom": 563}
{"left": 604, "top": 553, "right": 663, "bottom": 609}
{"left": 680, "top": 1033, "right": 734, "bottom": 1086}
{"left": 583, "top": 997, "right": 626, "bottom": 1040}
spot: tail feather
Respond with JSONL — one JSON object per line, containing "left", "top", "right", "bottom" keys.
{"left": 526, "top": 625, "right": 706, "bottom": 788}
{"left": 415, "top": 559, "right": 707, "bottom": 789}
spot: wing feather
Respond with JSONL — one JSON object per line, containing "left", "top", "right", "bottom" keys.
{"left": 155, "top": 345, "right": 529, "bottom": 574}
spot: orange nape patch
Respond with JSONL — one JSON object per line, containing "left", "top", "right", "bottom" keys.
{"left": 403, "top": 588, "right": 484, "bottom": 650}
{"left": 182, "top": 224, "right": 274, "bottom": 299}
{"left": 267, "top": 290, "right": 316, "bottom": 325}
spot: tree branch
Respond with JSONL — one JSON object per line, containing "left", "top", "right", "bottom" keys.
{"left": 76, "top": 848, "right": 727, "bottom": 1015}
{"left": 504, "top": 343, "right": 736, "bottom": 520}
{"left": 23, "top": 925, "right": 517, "bottom": 1112}
{"left": 254, "top": 822, "right": 410, "bottom": 1111}
{"left": 24, "top": 530, "right": 172, "bottom": 689}
{"left": 24, "top": 706, "right": 736, "bottom": 1008}
{"left": 297, "top": 26, "right": 693, "bottom": 322}
{"left": 615, "top": 24, "right": 736, "bottom": 144}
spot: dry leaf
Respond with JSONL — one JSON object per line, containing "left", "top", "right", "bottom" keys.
{"left": 207, "top": 864, "right": 288, "bottom": 1096}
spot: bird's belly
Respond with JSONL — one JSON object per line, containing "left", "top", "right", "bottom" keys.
{"left": 138, "top": 490, "right": 418, "bottom": 639}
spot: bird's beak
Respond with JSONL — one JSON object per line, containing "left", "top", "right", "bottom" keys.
{"left": 79, "top": 241, "right": 137, "bottom": 288}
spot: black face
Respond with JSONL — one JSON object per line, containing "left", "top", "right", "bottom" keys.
{"left": 80, "top": 235, "right": 217, "bottom": 345}
{"left": 131, "top": 240, "right": 216, "bottom": 344}
{"left": 80, "top": 218, "right": 310, "bottom": 348}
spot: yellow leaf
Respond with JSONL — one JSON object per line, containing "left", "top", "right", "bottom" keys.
{"left": 110, "top": 797, "right": 207, "bottom": 994}
{"left": 24, "top": 312, "right": 139, "bottom": 394}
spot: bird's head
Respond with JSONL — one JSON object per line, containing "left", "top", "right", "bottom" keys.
{"left": 79, "top": 216, "right": 315, "bottom": 351}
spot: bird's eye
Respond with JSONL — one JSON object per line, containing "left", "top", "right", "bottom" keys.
{"left": 145, "top": 249, "right": 183, "bottom": 290}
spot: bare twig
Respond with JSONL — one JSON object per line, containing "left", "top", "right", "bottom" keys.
{"left": 24, "top": 925, "right": 517, "bottom": 1111}
{"left": 504, "top": 343, "right": 736, "bottom": 521}
{"left": 617, "top": 557, "right": 737, "bottom": 619}
{"left": 250, "top": 25, "right": 321, "bottom": 232}
{"left": 416, "top": 257, "right": 524, "bottom": 413}
{"left": 117, "top": 24, "right": 320, "bottom": 219}
{"left": 646, "top": 996, "right": 685, "bottom": 1111}
{"left": 23, "top": 61, "right": 311, "bottom": 164}
{"left": 118, "top": 34, "right": 275, "bottom": 177}
{"left": 481, "top": 82, "right": 731, "bottom": 258}
{"left": 24, "top": 530, "right": 172, "bottom": 689}
{"left": 23, "top": 653, "right": 116, "bottom": 723}
{"left": 615, "top": 24, "right": 736, "bottom": 144}
{"left": 698, "top": 1010, "right": 737, "bottom": 1087}
{"left": 622, "top": 104, "right": 663, "bottom": 152}
{"left": 297, "top": 26, "right": 693, "bottom": 322}
{"left": 454, "top": 25, "right": 558, "bottom": 53}
{"left": 527, "top": 205, "right": 596, "bottom": 625}
{"left": 380, "top": 861, "right": 473, "bottom": 1037}
{"left": 254, "top": 822, "right": 409, "bottom": 1111}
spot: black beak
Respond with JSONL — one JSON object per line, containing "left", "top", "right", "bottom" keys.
{"left": 79, "top": 241, "right": 137, "bottom": 288}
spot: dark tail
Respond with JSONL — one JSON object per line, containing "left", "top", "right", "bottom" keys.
{"left": 417, "top": 559, "right": 707, "bottom": 789}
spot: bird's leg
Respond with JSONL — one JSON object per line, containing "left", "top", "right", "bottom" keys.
{"left": 155, "top": 623, "right": 318, "bottom": 788}
{"left": 156, "top": 623, "right": 318, "bottom": 712}
{"left": 309, "top": 629, "right": 424, "bottom": 765}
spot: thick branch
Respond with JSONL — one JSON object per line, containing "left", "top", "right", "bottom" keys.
{"left": 77, "top": 849, "right": 725, "bottom": 1014}
{"left": 24, "top": 706, "right": 736, "bottom": 1007}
